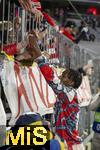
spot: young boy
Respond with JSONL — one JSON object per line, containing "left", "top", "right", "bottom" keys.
{"left": 27, "top": 32, "right": 84, "bottom": 150}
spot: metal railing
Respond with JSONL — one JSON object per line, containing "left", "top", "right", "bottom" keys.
{"left": 0, "top": 0, "right": 100, "bottom": 143}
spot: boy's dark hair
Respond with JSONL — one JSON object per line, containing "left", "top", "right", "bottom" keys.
{"left": 78, "top": 68, "right": 86, "bottom": 76}
{"left": 62, "top": 68, "right": 82, "bottom": 89}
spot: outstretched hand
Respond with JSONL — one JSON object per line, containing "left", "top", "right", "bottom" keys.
{"left": 32, "top": 7, "right": 43, "bottom": 24}
{"left": 18, "top": 0, "right": 43, "bottom": 24}
{"left": 18, "top": 0, "right": 31, "bottom": 11}
{"left": 15, "top": 30, "right": 41, "bottom": 66}
{"left": 28, "top": 30, "right": 39, "bottom": 48}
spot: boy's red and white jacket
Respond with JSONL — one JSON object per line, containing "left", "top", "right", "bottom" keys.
{"left": 36, "top": 56, "right": 82, "bottom": 148}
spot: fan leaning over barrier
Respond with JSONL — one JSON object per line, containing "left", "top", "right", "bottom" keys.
{"left": 0, "top": 31, "right": 57, "bottom": 126}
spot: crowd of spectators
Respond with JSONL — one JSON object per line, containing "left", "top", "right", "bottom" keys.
{"left": 44, "top": 7, "right": 100, "bottom": 43}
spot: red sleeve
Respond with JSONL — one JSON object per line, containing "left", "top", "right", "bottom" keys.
{"left": 39, "top": 64, "right": 54, "bottom": 82}
{"left": 60, "top": 29, "right": 75, "bottom": 42}
{"left": 3, "top": 43, "right": 17, "bottom": 55}
{"left": 42, "top": 12, "right": 56, "bottom": 27}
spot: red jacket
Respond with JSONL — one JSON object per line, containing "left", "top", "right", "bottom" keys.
{"left": 3, "top": 44, "right": 17, "bottom": 55}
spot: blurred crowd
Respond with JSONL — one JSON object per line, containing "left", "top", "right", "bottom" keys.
{"left": 44, "top": 7, "right": 100, "bottom": 43}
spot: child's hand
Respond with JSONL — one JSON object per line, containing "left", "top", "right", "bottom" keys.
{"left": 28, "top": 34, "right": 38, "bottom": 49}
{"left": 17, "top": 35, "right": 29, "bottom": 53}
